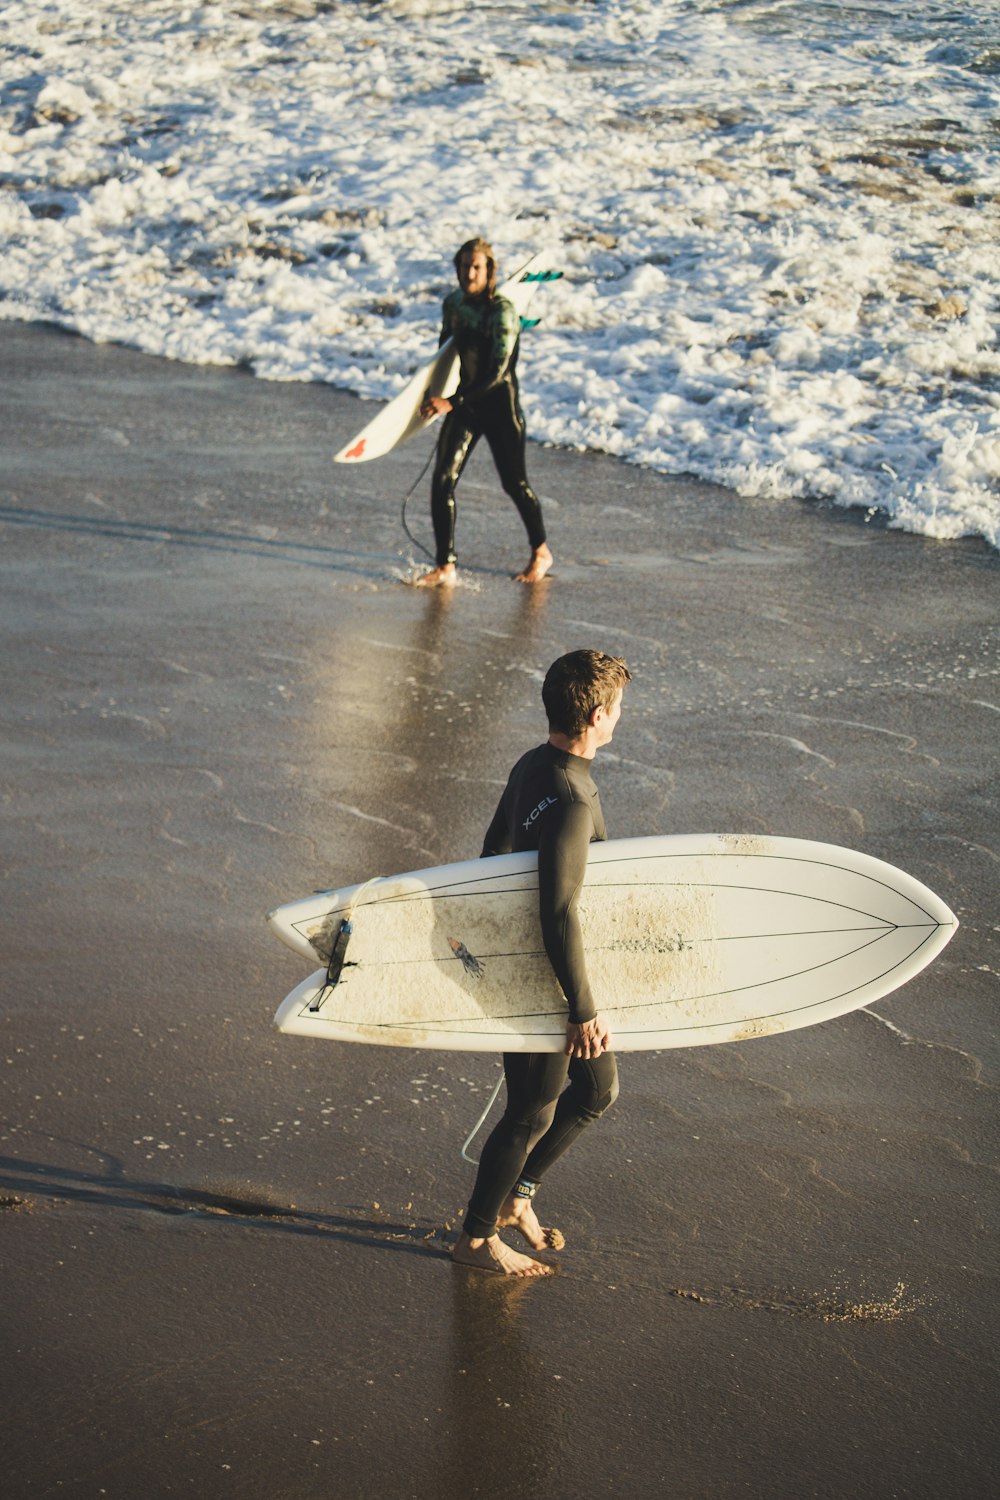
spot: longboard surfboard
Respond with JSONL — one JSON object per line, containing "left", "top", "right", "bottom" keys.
{"left": 332, "top": 250, "right": 561, "bottom": 464}
{"left": 267, "top": 834, "right": 957, "bottom": 1051}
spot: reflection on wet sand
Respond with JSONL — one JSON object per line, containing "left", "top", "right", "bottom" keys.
{"left": 302, "top": 583, "right": 555, "bottom": 881}
{"left": 448, "top": 1269, "right": 564, "bottom": 1487}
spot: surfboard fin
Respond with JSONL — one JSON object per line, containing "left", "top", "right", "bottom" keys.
{"left": 520, "top": 317, "right": 541, "bottom": 329}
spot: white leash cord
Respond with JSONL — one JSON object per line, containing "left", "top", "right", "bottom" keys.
{"left": 343, "top": 874, "right": 384, "bottom": 920}
{"left": 460, "top": 1071, "right": 504, "bottom": 1164}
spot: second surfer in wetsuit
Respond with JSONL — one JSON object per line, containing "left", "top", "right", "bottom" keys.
{"left": 452, "top": 649, "right": 631, "bottom": 1277}
{"left": 417, "top": 238, "right": 553, "bottom": 588}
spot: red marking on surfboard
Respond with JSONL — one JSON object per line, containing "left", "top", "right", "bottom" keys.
{"left": 344, "top": 437, "right": 366, "bottom": 460}
{"left": 448, "top": 937, "right": 485, "bottom": 979}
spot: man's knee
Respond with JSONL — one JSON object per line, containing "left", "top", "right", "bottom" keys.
{"left": 589, "top": 1071, "right": 619, "bottom": 1120}
{"left": 498, "top": 1093, "right": 559, "bottom": 1157}
{"left": 501, "top": 476, "right": 534, "bottom": 506}
{"left": 574, "top": 1063, "right": 619, "bottom": 1122}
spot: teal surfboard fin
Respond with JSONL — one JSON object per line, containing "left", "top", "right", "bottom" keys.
{"left": 520, "top": 316, "right": 541, "bottom": 329}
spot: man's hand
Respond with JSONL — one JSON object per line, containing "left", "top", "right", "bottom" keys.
{"left": 565, "top": 1014, "right": 612, "bottom": 1059}
{"left": 420, "top": 394, "right": 452, "bottom": 420}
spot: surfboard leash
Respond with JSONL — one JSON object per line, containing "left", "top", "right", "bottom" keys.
{"left": 400, "top": 445, "right": 437, "bottom": 563}
{"left": 460, "top": 1071, "right": 505, "bottom": 1164}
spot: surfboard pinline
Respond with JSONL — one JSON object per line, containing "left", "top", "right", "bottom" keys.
{"left": 267, "top": 834, "right": 957, "bottom": 1052}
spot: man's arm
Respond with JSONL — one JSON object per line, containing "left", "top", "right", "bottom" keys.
{"left": 537, "top": 802, "right": 612, "bottom": 1055}
{"left": 536, "top": 800, "right": 597, "bottom": 1026}
{"left": 480, "top": 796, "right": 512, "bottom": 858}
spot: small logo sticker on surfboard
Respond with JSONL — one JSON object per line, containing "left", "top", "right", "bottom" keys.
{"left": 448, "top": 937, "right": 485, "bottom": 980}
{"left": 344, "top": 437, "right": 366, "bottom": 460}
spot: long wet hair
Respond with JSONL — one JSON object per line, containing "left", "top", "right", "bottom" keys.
{"left": 453, "top": 237, "right": 498, "bottom": 298}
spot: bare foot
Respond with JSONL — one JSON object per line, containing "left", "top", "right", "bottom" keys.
{"left": 414, "top": 563, "right": 457, "bottom": 588}
{"left": 514, "top": 544, "right": 553, "bottom": 584}
{"left": 451, "top": 1232, "right": 553, "bottom": 1277}
{"left": 497, "top": 1196, "right": 566, "bottom": 1252}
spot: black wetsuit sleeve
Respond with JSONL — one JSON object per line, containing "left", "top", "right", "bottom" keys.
{"left": 481, "top": 796, "right": 512, "bottom": 858}
{"left": 536, "top": 799, "right": 597, "bottom": 1024}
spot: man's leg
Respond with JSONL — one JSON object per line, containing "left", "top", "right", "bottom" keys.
{"left": 518, "top": 1052, "right": 619, "bottom": 1188}
{"left": 461, "top": 1052, "right": 568, "bottom": 1235}
{"left": 481, "top": 388, "right": 552, "bottom": 582}
{"left": 416, "top": 413, "right": 476, "bottom": 586}
{"left": 453, "top": 1052, "right": 568, "bottom": 1276}
{"left": 453, "top": 1052, "right": 618, "bottom": 1274}
{"left": 490, "top": 1053, "right": 617, "bottom": 1254}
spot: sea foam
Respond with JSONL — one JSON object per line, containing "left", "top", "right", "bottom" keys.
{"left": 1, "top": 0, "right": 997, "bottom": 547}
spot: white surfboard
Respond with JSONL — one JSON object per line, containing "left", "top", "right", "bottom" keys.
{"left": 267, "top": 834, "right": 957, "bottom": 1051}
{"left": 332, "top": 250, "right": 561, "bottom": 463}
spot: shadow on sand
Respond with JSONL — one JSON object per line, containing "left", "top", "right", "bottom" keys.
{"left": 0, "top": 1147, "right": 447, "bottom": 1261}
{"left": 0, "top": 503, "right": 397, "bottom": 578}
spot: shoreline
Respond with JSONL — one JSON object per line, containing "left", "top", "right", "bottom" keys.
{"left": 6, "top": 313, "right": 998, "bottom": 559}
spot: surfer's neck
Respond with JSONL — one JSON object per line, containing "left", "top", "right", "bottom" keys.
{"left": 548, "top": 730, "right": 597, "bottom": 761}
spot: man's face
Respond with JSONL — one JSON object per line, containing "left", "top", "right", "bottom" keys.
{"left": 457, "top": 250, "right": 489, "bottom": 297}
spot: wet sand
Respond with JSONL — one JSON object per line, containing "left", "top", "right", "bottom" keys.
{"left": 1, "top": 321, "right": 998, "bottom": 1499}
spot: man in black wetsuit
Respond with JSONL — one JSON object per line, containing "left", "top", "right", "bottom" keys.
{"left": 452, "top": 649, "right": 631, "bottom": 1277}
{"left": 416, "top": 237, "right": 553, "bottom": 588}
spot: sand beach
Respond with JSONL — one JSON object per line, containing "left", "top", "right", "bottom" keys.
{"left": 1, "top": 320, "right": 998, "bottom": 1498}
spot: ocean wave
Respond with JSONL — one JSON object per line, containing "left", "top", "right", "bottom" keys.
{"left": 1, "top": 0, "right": 997, "bottom": 547}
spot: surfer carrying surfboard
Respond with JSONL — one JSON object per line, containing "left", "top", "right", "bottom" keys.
{"left": 453, "top": 650, "right": 631, "bottom": 1276}
{"left": 416, "top": 239, "right": 553, "bottom": 588}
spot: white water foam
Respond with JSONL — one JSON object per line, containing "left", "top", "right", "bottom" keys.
{"left": 1, "top": 0, "right": 997, "bottom": 546}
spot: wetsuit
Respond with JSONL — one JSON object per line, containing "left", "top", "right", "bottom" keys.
{"left": 462, "top": 743, "right": 619, "bottom": 1239}
{"left": 430, "top": 288, "right": 547, "bottom": 568}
